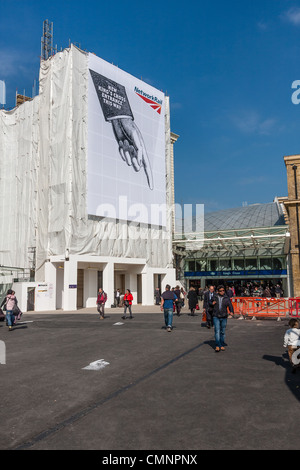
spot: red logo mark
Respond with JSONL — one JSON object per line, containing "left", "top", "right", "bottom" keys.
{"left": 135, "top": 92, "right": 162, "bottom": 114}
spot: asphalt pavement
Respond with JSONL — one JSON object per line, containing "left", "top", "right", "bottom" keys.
{"left": 0, "top": 305, "right": 299, "bottom": 451}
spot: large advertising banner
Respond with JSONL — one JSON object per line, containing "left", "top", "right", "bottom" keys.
{"left": 88, "top": 53, "right": 167, "bottom": 226}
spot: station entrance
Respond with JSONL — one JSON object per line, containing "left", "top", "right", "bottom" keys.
{"left": 188, "top": 277, "right": 287, "bottom": 297}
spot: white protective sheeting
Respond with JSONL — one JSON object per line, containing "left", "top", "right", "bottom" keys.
{"left": 1, "top": 45, "right": 174, "bottom": 285}
{"left": 0, "top": 95, "right": 39, "bottom": 274}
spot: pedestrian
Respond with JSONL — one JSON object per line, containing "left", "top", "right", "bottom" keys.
{"left": 122, "top": 289, "right": 134, "bottom": 319}
{"left": 180, "top": 287, "right": 186, "bottom": 307}
{"left": 275, "top": 284, "right": 283, "bottom": 298}
{"left": 187, "top": 286, "right": 198, "bottom": 316}
{"left": 283, "top": 318, "right": 300, "bottom": 373}
{"left": 174, "top": 285, "right": 182, "bottom": 316}
{"left": 96, "top": 287, "right": 107, "bottom": 319}
{"left": 115, "top": 289, "right": 121, "bottom": 307}
{"left": 263, "top": 284, "right": 271, "bottom": 298}
{"left": 1, "top": 289, "right": 17, "bottom": 331}
{"left": 161, "top": 284, "right": 177, "bottom": 332}
{"left": 11, "top": 290, "right": 22, "bottom": 322}
{"left": 154, "top": 287, "right": 161, "bottom": 305}
{"left": 211, "top": 284, "right": 234, "bottom": 352}
{"left": 203, "top": 285, "right": 215, "bottom": 328}
{"left": 226, "top": 286, "right": 234, "bottom": 298}
{"left": 198, "top": 287, "right": 204, "bottom": 301}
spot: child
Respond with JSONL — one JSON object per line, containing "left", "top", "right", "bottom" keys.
{"left": 283, "top": 318, "right": 300, "bottom": 372}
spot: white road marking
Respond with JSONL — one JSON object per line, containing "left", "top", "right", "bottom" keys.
{"left": 113, "top": 322, "right": 124, "bottom": 326}
{"left": 82, "top": 359, "right": 110, "bottom": 371}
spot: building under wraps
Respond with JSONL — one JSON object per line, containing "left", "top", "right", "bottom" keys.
{"left": 0, "top": 45, "right": 177, "bottom": 312}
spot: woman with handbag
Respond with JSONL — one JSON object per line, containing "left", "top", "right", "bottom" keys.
{"left": 122, "top": 289, "right": 133, "bottom": 319}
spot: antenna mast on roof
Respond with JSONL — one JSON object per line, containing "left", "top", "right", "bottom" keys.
{"left": 41, "top": 19, "right": 54, "bottom": 60}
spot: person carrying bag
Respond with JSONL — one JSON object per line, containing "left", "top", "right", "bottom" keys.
{"left": 122, "top": 289, "right": 133, "bottom": 319}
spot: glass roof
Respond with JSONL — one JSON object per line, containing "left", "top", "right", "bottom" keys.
{"left": 203, "top": 202, "right": 285, "bottom": 232}
{"left": 175, "top": 202, "right": 286, "bottom": 233}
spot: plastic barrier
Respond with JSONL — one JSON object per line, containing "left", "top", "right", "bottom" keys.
{"left": 289, "top": 298, "right": 300, "bottom": 318}
{"left": 230, "top": 297, "right": 290, "bottom": 319}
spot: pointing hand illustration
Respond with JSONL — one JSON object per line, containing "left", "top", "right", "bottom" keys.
{"left": 111, "top": 118, "right": 153, "bottom": 190}
{"left": 89, "top": 69, "right": 154, "bottom": 191}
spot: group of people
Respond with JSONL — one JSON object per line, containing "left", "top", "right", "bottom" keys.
{"left": 0, "top": 289, "right": 22, "bottom": 331}
{"left": 1, "top": 284, "right": 297, "bottom": 360}
{"left": 96, "top": 287, "right": 133, "bottom": 320}
{"left": 159, "top": 284, "right": 233, "bottom": 352}
{"left": 196, "top": 282, "right": 284, "bottom": 299}
{"left": 96, "top": 283, "right": 235, "bottom": 351}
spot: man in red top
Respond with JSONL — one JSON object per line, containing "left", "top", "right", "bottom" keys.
{"left": 96, "top": 288, "right": 107, "bottom": 320}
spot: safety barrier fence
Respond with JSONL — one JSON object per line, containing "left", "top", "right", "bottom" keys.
{"left": 289, "top": 298, "right": 300, "bottom": 318}
{"left": 230, "top": 297, "right": 298, "bottom": 319}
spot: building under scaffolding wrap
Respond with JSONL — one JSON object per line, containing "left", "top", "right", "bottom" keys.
{"left": 0, "top": 45, "right": 177, "bottom": 312}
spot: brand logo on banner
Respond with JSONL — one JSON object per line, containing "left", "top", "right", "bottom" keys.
{"left": 134, "top": 86, "right": 162, "bottom": 114}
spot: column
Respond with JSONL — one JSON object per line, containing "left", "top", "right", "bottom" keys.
{"left": 63, "top": 257, "right": 78, "bottom": 311}
{"left": 44, "top": 261, "right": 57, "bottom": 310}
{"left": 141, "top": 269, "right": 154, "bottom": 305}
{"left": 103, "top": 261, "right": 114, "bottom": 307}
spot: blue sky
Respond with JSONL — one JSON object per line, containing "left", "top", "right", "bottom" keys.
{"left": 1, "top": 0, "right": 300, "bottom": 212}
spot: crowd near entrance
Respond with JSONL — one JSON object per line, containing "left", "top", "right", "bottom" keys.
{"left": 188, "top": 279, "right": 285, "bottom": 298}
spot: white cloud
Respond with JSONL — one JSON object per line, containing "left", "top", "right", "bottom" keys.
{"left": 0, "top": 48, "right": 37, "bottom": 79}
{"left": 257, "top": 21, "right": 269, "bottom": 31}
{"left": 237, "top": 176, "right": 267, "bottom": 186}
{"left": 231, "top": 110, "right": 277, "bottom": 135}
{"left": 282, "top": 7, "right": 300, "bottom": 25}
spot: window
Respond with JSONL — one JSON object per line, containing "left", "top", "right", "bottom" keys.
{"left": 196, "top": 260, "right": 207, "bottom": 271}
{"left": 245, "top": 258, "right": 257, "bottom": 270}
{"left": 210, "top": 260, "right": 218, "bottom": 271}
{"left": 219, "top": 259, "right": 231, "bottom": 271}
{"left": 233, "top": 259, "right": 244, "bottom": 270}
{"left": 260, "top": 258, "right": 272, "bottom": 270}
{"left": 187, "top": 260, "right": 195, "bottom": 271}
{"left": 273, "top": 258, "right": 283, "bottom": 270}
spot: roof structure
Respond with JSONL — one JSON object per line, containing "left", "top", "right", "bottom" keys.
{"left": 173, "top": 201, "right": 290, "bottom": 257}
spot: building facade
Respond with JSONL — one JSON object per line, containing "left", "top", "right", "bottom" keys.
{"left": 280, "top": 155, "right": 300, "bottom": 297}
{"left": 0, "top": 45, "right": 177, "bottom": 311}
{"left": 174, "top": 199, "right": 291, "bottom": 296}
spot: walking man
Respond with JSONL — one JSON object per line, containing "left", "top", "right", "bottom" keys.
{"left": 161, "top": 284, "right": 177, "bottom": 332}
{"left": 211, "top": 284, "right": 234, "bottom": 352}
{"left": 96, "top": 288, "right": 107, "bottom": 319}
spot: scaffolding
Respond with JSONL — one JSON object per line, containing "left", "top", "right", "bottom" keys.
{"left": 41, "top": 19, "right": 54, "bottom": 61}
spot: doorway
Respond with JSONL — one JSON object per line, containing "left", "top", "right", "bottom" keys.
{"left": 77, "top": 269, "right": 84, "bottom": 308}
{"left": 27, "top": 287, "right": 35, "bottom": 311}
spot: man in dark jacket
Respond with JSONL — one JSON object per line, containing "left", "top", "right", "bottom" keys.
{"left": 211, "top": 284, "right": 234, "bottom": 352}
{"left": 203, "top": 285, "right": 215, "bottom": 328}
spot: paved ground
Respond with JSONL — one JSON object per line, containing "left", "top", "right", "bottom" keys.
{"left": 0, "top": 304, "right": 300, "bottom": 451}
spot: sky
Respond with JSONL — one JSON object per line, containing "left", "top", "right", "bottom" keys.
{"left": 0, "top": 0, "right": 300, "bottom": 213}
